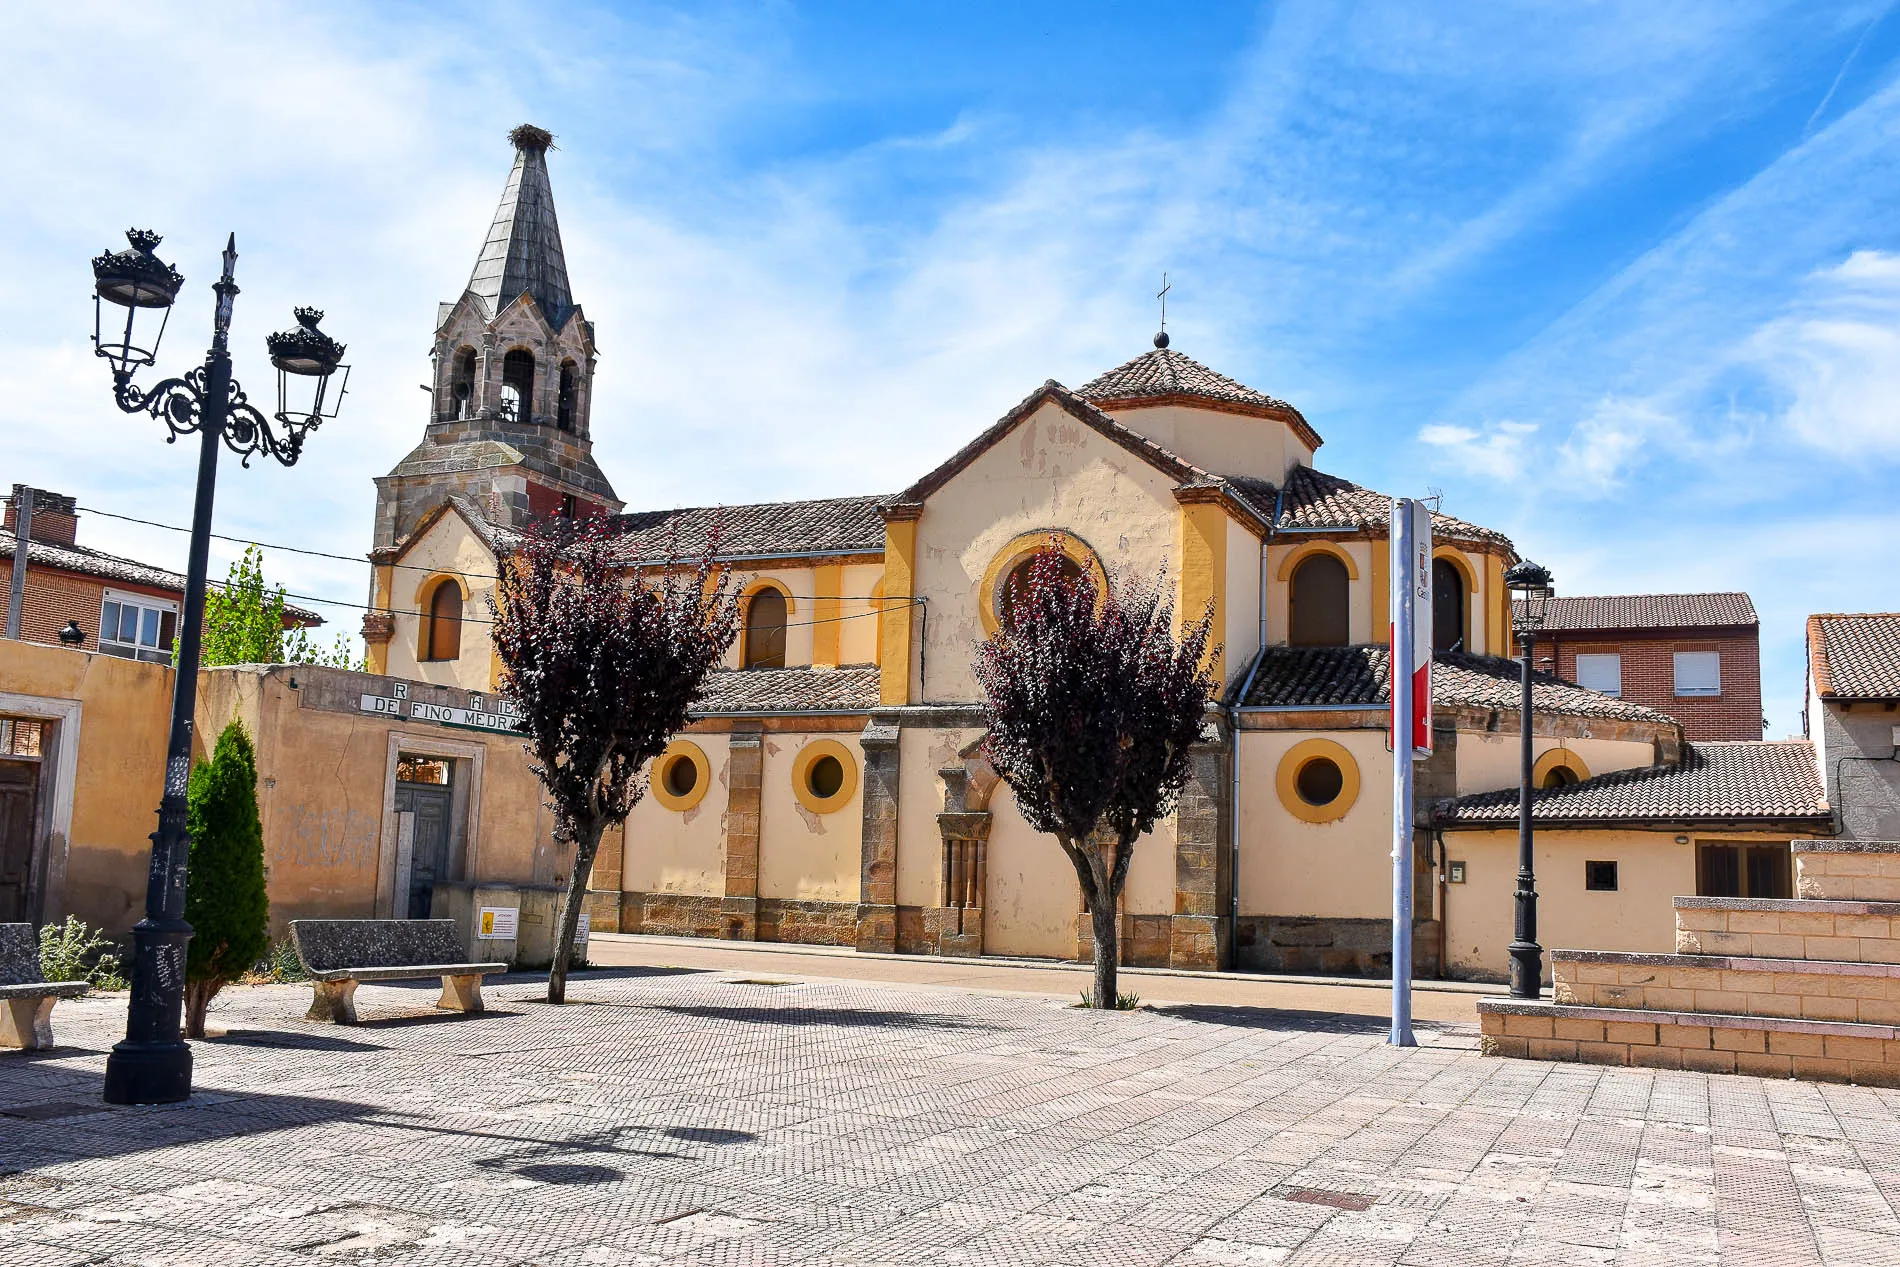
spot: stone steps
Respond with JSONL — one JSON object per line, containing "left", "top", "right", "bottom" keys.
{"left": 1479, "top": 997, "right": 1900, "bottom": 1086}
{"left": 1552, "top": 949, "right": 1900, "bottom": 1025}
{"left": 1673, "top": 896, "right": 1900, "bottom": 962}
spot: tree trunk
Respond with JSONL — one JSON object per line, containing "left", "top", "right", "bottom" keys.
{"left": 184, "top": 979, "right": 218, "bottom": 1039}
{"left": 1088, "top": 897, "right": 1119, "bottom": 1008}
{"left": 546, "top": 818, "right": 605, "bottom": 1004}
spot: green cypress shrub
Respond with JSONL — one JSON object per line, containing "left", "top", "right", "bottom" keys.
{"left": 182, "top": 721, "right": 269, "bottom": 1037}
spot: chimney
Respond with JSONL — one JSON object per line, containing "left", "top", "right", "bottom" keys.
{"left": 6, "top": 486, "right": 79, "bottom": 546}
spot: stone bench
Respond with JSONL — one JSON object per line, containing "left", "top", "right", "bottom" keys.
{"left": 0, "top": 924, "right": 89, "bottom": 1051}
{"left": 289, "top": 919, "right": 506, "bottom": 1025}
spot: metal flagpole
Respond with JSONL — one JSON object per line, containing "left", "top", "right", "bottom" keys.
{"left": 1390, "top": 499, "right": 1416, "bottom": 1046}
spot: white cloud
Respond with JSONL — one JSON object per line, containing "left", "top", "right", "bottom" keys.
{"left": 1419, "top": 420, "right": 1537, "bottom": 481}
{"left": 1746, "top": 249, "right": 1900, "bottom": 455}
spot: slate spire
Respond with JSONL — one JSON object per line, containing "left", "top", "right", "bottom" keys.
{"left": 466, "top": 125, "right": 574, "bottom": 328}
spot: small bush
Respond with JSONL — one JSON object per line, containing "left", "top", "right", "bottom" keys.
{"left": 1075, "top": 989, "right": 1141, "bottom": 1011}
{"left": 37, "top": 917, "right": 128, "bottom": 991}
{"left": 240, "top": 938, "right": 307, "bottom": 985}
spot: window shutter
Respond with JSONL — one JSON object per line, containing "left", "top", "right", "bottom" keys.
{"left": 1575, "top": 653, "right": 1621, "bottom": 696}
{"left": 1673, "top": 651, "right": 1721, "bottom": 696}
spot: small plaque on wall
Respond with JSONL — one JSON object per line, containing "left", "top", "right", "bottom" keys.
{"left": 478, "top": 906, "right": 520, "bottom": 939}
{"left": 1447, "top": 862, "right": 1467, "bottom": 884}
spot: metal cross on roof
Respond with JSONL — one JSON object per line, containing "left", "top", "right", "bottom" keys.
{"left": 1157, "top": 272, "right": 1171, "bottom": 334}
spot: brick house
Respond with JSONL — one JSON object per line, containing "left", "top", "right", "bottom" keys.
{"left": 1, "top": 485, "right": 318, "bottom": 662}
{"left": 1516, "top": 592, "right": 1764, "bottom": 742}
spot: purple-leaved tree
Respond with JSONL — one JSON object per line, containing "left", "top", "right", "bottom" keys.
{"left": 492, "top": 516, "right": 739, "bottom": 1003}
{"left": 974, "top": 544, "right": 1218, "bottom": 1008}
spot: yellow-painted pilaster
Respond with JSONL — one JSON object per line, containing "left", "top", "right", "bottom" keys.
{"left": 365, "top": 562, "right": 394, "bottom": 676}
{"left": 1371, "top": 537, "right": 1390, "bottom": 647}
{"left": 1177, "top": 499, "right": 1227, "bottom": 683}
{"left": 879, "top": 511, "right": 919, "bottom": 705}
{"left": 811, "top": 563, "right": 842, "bottom": 667}
{"left": 1486, "top": 552, "right": 1508, "bottom": 657}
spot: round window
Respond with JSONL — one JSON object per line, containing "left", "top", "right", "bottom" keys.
{"left": 663, "top": 754, "right": 699, "bottom": 798}
{"left": 1295, "top": 757, "right": 1344, "bottom": 807}
{"left": 808, "top": 754, "right": 845, "bottom": 800}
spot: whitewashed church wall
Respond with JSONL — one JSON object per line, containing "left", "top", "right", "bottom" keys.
{"left": 838, "top": 563, "right": 884, "bottom": 666}
{"left": 759, "top": 731, "right": 864, "bottom": 904}
{"left": 1223, "top": 518, "right": 1264, "bottom": 687}
{"left": 982, "top": 787, "right": 1084, "bottom": 960}
{"left": 1454, "top": 732, "right": 1656, "bottom": 796}
{"left": 894, "top": 726, "right": 979, "bottom": 910}
{"left": 1235, "top": 728, "right": 1395, "bottom": 920}
{"left": 912, "top": 400, "right": 1180, "bottom": 702}
{"left": 620, "top": 732, "right": 730, "bottom": 897}
{"left": 1102, "top": 403, "right": 1312, "bottom": 484}
{"left": 385, "top": 512, "right": 498, "bottom": 692}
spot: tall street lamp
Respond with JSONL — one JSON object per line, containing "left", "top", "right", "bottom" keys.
{"left": 1504, "top": 559, "right": 1554, "bottom": 1001}
{"left": 90, "top": 229, "right": 347, "bottom": 1104}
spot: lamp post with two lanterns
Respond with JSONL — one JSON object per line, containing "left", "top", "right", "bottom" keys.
{"left": 89, "top": 228, "right": 348, "bottom": 1105}
{"left": 1504, "top": 559, "right": 1555, "bottom": 1001}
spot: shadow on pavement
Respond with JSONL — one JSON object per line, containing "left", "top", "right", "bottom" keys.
{"left": 208, "top": 1029, "right": 387, "bottom": 1053}
{"left": 642, "top": 1003, "right": 1005, "bottom": 1032}
{"left": 1150, "top": 1004, "right": 1452, "bottom": 1035}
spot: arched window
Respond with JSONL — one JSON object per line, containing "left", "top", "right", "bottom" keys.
{"left": 1541, "top": 764, "right": 1580, "bottom": 790}
{"left": 1433, "top": 557, "right": 1466, "bottom": 652}
{"left": 1001, "top": 552, "right": 1083, "bottom": 629}
{"left": 743, "top": 588, "right": 787, "bottom": 669}
{"left": 556, "top": 360, "right": 578, "bottom": 432}
{"left": 1289, "top": 554, "right": 1350, "bottom": 647}
{"left": 449, "top": 347, "right": 476, "bottom": 419}
{"left": 424, "top": 582, "right": 463, "bottom": 662}
{"left": 500, "top": 349, "right": 535, "bottom": 422}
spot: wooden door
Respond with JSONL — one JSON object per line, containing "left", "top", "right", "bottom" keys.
{"left": 394, "top": 781, "right": 452, "bottom": 918}
{"left": 0, "top": 760, "right": 41, "bottom": 923}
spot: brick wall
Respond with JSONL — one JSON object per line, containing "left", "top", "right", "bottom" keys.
{"left": 0, "top": 562, "right": 172, "bottom": 650}
{"left": 1549, "top": 629, "right": 1761, "bottom": 741}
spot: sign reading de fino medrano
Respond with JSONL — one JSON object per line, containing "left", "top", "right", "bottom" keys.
{"left": 359, "top": 680, "right": 523, "bottom": 735}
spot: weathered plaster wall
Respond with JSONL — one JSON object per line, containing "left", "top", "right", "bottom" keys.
{"left": 1223, "top": 518, "right": 1263, "bottom": 692}
{"left": 621, "top": 733, "right": 730, "bottom": 898}
{"left": 1236, "top": 727, "right": 1394, "bottom": 920}
{"left": 1100, "top": 402, "right": 1312, "bottom": 483}
{"left": 912, "top": 401, "right": 1182, "bottom": 703}
{"left": 382, "top": 510, "right": 499, "bottom": 692}
{"left": 981, "top": 787, "right": 1081, "bottom": 959}
{"left": 1454, "top": 733, "right": 1656, "bottom": 796}
{"left": 759, "top": 732, "right": 863, "bottom": 903}
{"left": 1817, "top": 698, "right": 1900, "bottom": 840}
{"left": 894, "top": 727, "right": 974, "bottom": 910}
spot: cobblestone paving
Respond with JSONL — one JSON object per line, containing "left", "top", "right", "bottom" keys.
{"left": 4, "top": 966, "right": 1900, "bottom": 1264}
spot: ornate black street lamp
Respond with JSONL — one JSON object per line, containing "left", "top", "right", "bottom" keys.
{"left": 1504, "top": 559, "right": 1554, "bottom": 1000}
{"left": 90, "top": 229, "right": 347, "bottom": 1104}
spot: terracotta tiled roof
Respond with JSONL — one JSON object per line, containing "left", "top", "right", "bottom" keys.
{"left": 693, "top": 666, "right": 880, "bottom": 715}
{"left": 609, "top": 495, "right": 890, "bottom": 564}
{"left": 1520, "top": 592, "right": 1758, "bottom": 633}
{"left": 1435, "top": 741, "right": 1829, "bottom": 827}
{"left": 1076, "top": 346, "right": 1324, "bottom": 452}
{"left": 0, "top": 528, "right": 321, "bottom": 626}
{"left": 1276, "top": 466, "right": 1511, "bottom": 547}
{"left": 1809, "top": 613, "right": 1900, "bottom": 701}
{"left": 1237, "top": 644, "right": 1675, "bottom": 724}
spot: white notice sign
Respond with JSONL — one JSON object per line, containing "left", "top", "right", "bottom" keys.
{"left": 576, "top": 912, "right": 591, "bottom": 946}
{"left": 478, "top": 906, "right": 520, "bottom": 940}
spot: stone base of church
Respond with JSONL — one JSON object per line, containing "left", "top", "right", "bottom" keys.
{"left": 1236, "top": 915, "right": 1442, "bottom": 978}
{"left": 617, "top": 892, "right": 863, "bottom": 947}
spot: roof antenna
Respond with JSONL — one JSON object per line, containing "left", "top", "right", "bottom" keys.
{"left": 1154, "top": 272, "right": 1171, "bottom": 349}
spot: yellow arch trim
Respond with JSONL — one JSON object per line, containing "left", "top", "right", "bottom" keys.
{"left": 418, "top": 571, "right": 472, "bottom": 602}
{"left": 1532, "top": 748, "right": 1591, "bottom": 788}
{"left": 1275, "top": 737, "right": 1362, "bottom": 825}
{"left": 417, "top": 572, "right": 472, "bottom": 664}
{"left": 739, "top": 577, "right": 797, "bottom": 615}
{"left": 651, "top": 740, "right": 711, "bottom": 813}
{"left": 1431, "top": 547, "right": 1478, "bottom": 593}
{"left": 792, "top": 738, "right": 859, "bottom": 815}
{"left": 1276, "top": 541, "right": 1360, "bottom": 583}
{"left": 977, "top": 530, "right": 1109, "bottom": 637}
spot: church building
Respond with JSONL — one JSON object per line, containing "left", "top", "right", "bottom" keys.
{"left": 364, "top": 128, "right": 1828, "bottom": 980}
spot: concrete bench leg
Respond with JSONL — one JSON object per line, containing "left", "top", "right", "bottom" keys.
{"left": 0, "top": 996, "right": 56, "bottom": 1050}
{"left": 437, "top": 974, "right": 485, "bottom": 1013}
{"left": 306, "top": 979, "right": 360, "bottom": 1025}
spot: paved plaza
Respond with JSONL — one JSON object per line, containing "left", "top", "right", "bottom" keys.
{"left": 3, "top": 958, "right": 1900, "bottom": 1265}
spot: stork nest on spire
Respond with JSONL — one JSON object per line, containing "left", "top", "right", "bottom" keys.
{"left": 508, "top": 124, "right": 556, "bottom": 153}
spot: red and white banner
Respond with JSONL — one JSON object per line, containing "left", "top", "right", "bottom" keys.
{"left": 1390, "top": 499, "right": 1433, "bottom": 756}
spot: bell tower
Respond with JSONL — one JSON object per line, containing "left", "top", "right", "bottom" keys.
{"left": 371, "top": 125, "right": 621, "bottom": 552}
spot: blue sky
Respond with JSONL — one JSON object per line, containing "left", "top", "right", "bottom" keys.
{"left": 5, "top": 1, "right": 1899, "bottom": 734}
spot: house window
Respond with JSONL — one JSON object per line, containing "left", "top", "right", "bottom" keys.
{"left": 1575, "top": 653, "right": 1622, "bottom": 697}
{"left": 1431, "top": 557, "right": 1464, "bottom": 652}
{"left": 743, "top": 588, "right": 787, "bottom": 669}
{"left": 500, "top": 349, "right": 535, "bottom": 422}
{"left": 424, "top": 582, "right": 463, "bottom": 662}
{"left": 1289, "top": 553, "right": 1350, "bottom": 647}
{"left": 1294, "top": 756, "right": 1345, "bottom": 806}
{"left": 1674, "top": 651, "right": 1721, "bottom": 697}
{"left": 1584, "top": 860, "right": 1618, "bottom": 891}
{"left": 1697, "top": 841, "right": 1790, "bottom": 899}
{"left": 99, "top": 591, "right": 178, "bottom": 664}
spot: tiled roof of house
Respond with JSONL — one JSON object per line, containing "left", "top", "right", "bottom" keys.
{"left": 1520, "top": 592, "right": 1758, "bottom": 633}
{"left": 609, "top": 495, "right": 891, "bottom": 564}
{"left": 1236, "top": 644, "right": 1675, "bottom": 724}
{"left": 1076, "top": 346, "right": 1324, "bottom": 453}
{"left": 1809, "top": 613, "right": 1900, "bottom": 701}
{"left": 0, "top": 528, "right": 321, "bottom": 626}
{"left": 1276, "top": 466, "right": 1511, "bottom": 547}
{"left": 1435, "top": 741, "right": 1829, "bottom": 827}
{"left": 693, "top": 666, "right": 881, "bottom": 715}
